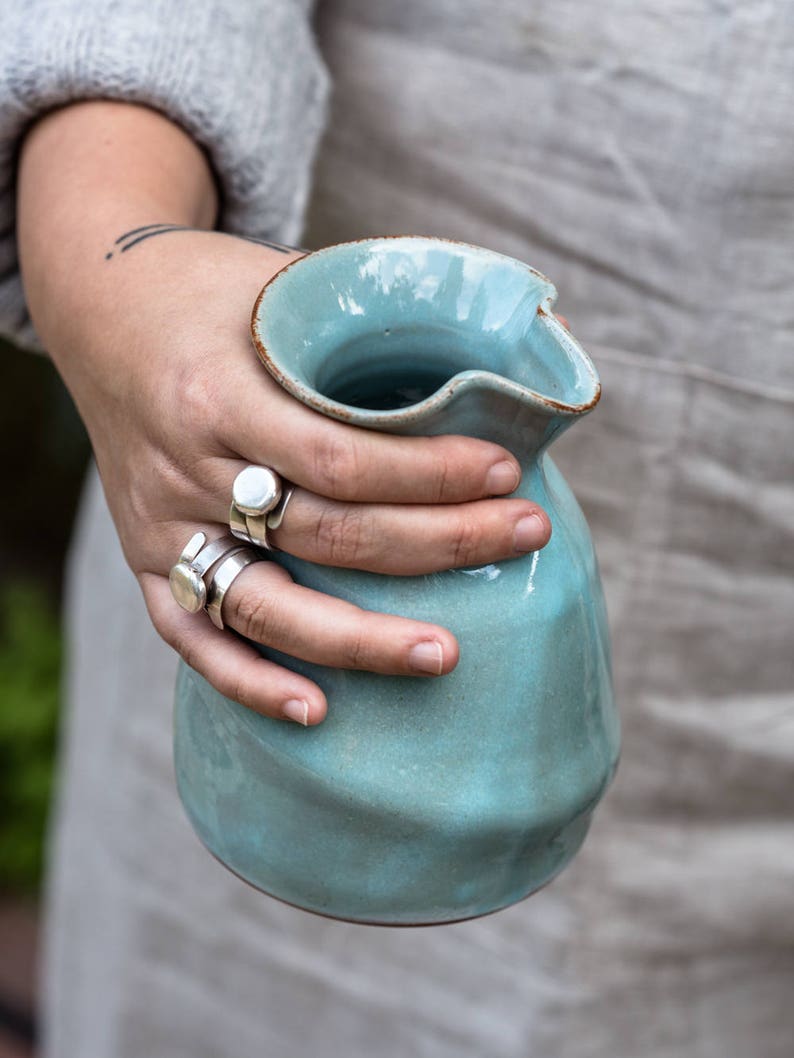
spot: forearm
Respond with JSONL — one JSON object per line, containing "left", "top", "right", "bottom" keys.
{"left": 18, "top": 101, "right": 217, "bottom": 362}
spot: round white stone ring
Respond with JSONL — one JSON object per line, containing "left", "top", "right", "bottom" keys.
{"left": 229, "top": 465, "right": 294, "bottom": 551}
{"left": 232, "top": 465, "right": 282, "bottom": 517}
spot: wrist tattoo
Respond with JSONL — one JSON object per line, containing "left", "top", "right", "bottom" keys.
{"left": 104, "top": 224, "right": 303, "bottom": 260}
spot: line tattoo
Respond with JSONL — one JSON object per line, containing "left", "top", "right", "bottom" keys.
{"left": 104, "top": 225, "right": 303, "bottom": 260}
{"left": 114, "top": 222, "right": 179, "bottom": 244}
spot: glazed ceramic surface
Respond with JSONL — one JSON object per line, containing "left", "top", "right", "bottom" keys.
{"left": 174, "top": 237, "right": 619, "bottom": 925}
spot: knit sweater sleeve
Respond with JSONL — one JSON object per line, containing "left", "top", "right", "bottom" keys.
{"left": 0, "top": 0, "right": 329, "bottom": 349}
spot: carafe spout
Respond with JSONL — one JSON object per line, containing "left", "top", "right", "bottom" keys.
{"left": 252, "top": 238, "right": 601, "bottom": 462}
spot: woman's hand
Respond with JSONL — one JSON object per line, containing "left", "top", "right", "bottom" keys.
{"left": 18, "top": 102, "right": 551, "bottom": 726}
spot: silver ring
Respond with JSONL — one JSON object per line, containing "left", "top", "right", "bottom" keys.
{"left": 266, "top": 484, "right": 295, "bottom": 531}
{"left": 232, "top": 465, "right": 282, "bottom": 516}
{"left": 229, "top": 468, "right": 295, "bottom": 551}
{"left": 230, "top": 504, "right": 274, "bottom": 550}
{"left": 206, "top": 549, "right": 261, "bottom": 629}
{"left": 169, "top": 533, "right": 245, "bottom": 613}
{"left": 229, "top": 502, "right": 252, "bottom": 543}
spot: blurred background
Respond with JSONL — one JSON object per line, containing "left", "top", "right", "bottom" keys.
{"left": 0, "top": 337, "right": 90, "bottom": 1057}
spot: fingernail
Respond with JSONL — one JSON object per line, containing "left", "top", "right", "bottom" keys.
{"left": 281, "top": 699, "right": 309, "bottom": 725}
{"left": 408, "top": 640, "right": 444, "bottom": 675}
{"left": 513, "top": 513, "right": 546, "bottom": 553}
{"left": 485, "top": 460, "right": 520, "bottom": 495}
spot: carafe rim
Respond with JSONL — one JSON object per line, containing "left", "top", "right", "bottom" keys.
{"left": 251, "top": 235, "right": 601, "bottom": 430}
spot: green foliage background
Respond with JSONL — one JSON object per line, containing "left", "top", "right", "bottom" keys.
{"left": 0, "top": 338, "right": 89, "bottom": 893}
{"left": 0, "top": 585, "right": 61, "bottom": 891}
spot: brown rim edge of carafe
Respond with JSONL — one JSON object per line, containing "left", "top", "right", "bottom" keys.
{"left": 249, "top": 235, "right": 601, "bottom": 421}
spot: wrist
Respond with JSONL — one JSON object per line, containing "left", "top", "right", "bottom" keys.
{"left": 18, "top": 101, "right": 217, "bottom": 348}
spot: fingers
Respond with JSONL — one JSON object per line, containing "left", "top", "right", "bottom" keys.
{"left": 141, "top": 572, "right": 328, "bottom": 726}
{"left": 143, "top": 554, "right": 462, "bottom": 728}
{"left": 220, "top": 379, "right": 522, "bottom": 505}
{"left": 269, "top": 489, "right": 551, "bottom": 574}
{"left": 175, "top": 458, "right": 551, "bottom": 576}
{"left": 223, "top": 561, "right": 460, "bottom": 677}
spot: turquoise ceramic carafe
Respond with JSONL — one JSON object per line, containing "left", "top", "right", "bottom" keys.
{"left": 174, "top": 237, "right": 619, "bottom": 925}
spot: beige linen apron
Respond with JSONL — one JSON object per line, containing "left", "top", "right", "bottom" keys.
{"left": 45, "top": 2, "right": 794, "bottom": 1055}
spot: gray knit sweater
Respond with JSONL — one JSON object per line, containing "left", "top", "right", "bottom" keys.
{"left": 0, "top": 0, "right": 328, "bottom": 348}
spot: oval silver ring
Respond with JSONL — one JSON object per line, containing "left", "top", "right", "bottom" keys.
{"left": 169, "top": 533, "right": 244, "bottom": 613}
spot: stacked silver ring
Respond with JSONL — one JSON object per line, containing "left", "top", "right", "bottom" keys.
{"left": 169, "top": 532, "right": 258, "bottom": 630}
{"left": 205, "top": 550, "right": 260, "bottom": 629}
{"left": 168, "top": 465, "right": 292, "bottom": 630}
{"left": 229, "top": 465, "right": 294, "bottom": 551}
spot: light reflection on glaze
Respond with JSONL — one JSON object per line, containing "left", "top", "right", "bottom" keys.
{"left": 457, "top": 563, "right": 502, "bottom": 581}
{"left": 336, "top": 292, "right": 365, "bottom": 316}
{"left": 524, "top": 550, "right": 541, "bottom": 596}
